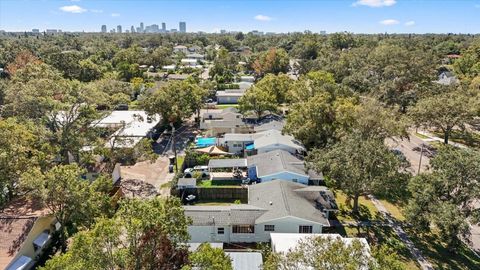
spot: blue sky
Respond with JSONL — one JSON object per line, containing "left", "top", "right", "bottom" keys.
{"left": 1, "top": 0, "right": 479, "bottom": 33}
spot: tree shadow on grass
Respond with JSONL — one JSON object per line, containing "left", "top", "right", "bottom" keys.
{"left": 405, "top": 228, "right": 480, "bottom": 270}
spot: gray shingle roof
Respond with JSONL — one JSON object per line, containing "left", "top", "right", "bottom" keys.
{"left": 253, "top": 120, "right": 285, "bottom": 132}
{"left": 208, "top": 158, "right": 247, "bottom": 169}
{"left": 247, "top": 150, "right": 307, "bottom": 178}
{"left": 177, "top": 178, "right": 197, "bottom": 187}
{"left": 184, "top": 205, "right": 266, "bottom": 226}
{"left": 253, "top": 130, "right": 304, "bottom": 152}
{"left": 248, "top": 180, "right": 331, "bottom": 225}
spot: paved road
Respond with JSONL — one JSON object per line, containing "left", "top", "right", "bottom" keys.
{"left": 369, "top": 195, "right": 435, "bottom": 270}
{"left": 386, "top": 134, "right": 431, "bottom": 175}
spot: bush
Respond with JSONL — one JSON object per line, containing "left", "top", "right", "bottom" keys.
{"left": 217, "top": 83, "right": 240, "bottom": 90}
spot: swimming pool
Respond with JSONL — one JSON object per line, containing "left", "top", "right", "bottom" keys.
{"left": 196, "top": 137, "right": 216, "bottom": 148}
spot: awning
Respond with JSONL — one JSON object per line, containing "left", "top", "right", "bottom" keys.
{"left": 194, "top": 145, "right": 230, "bottom": 156}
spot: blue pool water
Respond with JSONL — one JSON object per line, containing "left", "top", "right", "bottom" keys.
{"left": 245, "top": 143, "right": 255, "bottom": 150}
{"left": 196, "top": 137, "right": 216, "bottom": 147}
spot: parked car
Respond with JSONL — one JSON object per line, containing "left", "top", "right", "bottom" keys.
{"left": 184, "top": 166, "right": 209, "bottom": 178}
{"left": 412, "top": 143, "right": 437, "bottom": 158}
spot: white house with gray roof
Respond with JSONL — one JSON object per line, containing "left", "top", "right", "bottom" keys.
{"left": 184, "top": 180, "right": 336, "bottom": 243}
{"left": 219, "top": 129, "right": 304, "bottom": 155}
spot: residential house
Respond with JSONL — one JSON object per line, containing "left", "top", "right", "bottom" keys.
{"left": 246, "top": 150, "right": 309, "bottom": 184}
{"left": 216, "top": 89, "right": 246, "bottom": 104}
{"left": 186, "top": 53, "right": 205, "bottom": 60}
{"left": 91, "top": 110, "right": 161, "bottom": 148}
{"left": 200, "top": 108, "right": 250, "bottom": 136}
{"left": 219, "top": 129, "right": 304, "bottom": 155}
{"left": 436, "top": 71, "right": 458, "bottom": 85}
{"left": 173, "top": 45, "right": 188, "bottom": 54}
{"left": 1, "top": 199, "right": 59, "bottom": 270}
{"left": 188, "top": 45, "right": 202, "bottom": 53}
{"left": 184, "top": 180, "right": 336, "bottom": 243}
{"left": 181, "top": 58, "right": 200, "bottom": 68}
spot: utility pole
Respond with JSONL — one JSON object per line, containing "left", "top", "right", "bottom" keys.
{"left": 170, "top": 122, "right": 178, "bottom": 172}
{"left": 417, "top": 143, "right": 424, "bottom": 175}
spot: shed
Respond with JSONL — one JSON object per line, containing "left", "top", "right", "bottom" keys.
{"left": 177, "top": 178, "right": 197, "bottom": 189}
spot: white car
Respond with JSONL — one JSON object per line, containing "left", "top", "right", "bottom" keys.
{"left": 184, "top": 166, "right": 209, "bottom": 178}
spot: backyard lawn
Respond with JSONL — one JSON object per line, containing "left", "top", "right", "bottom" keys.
{"left": 333, "top": 190, "right": 380, "bottom": 221}
{"left": 197, "top": 179, "right": 241, "bottom": 188}
{"left": 215, "top": 104, "right": 239, "bottom": 109}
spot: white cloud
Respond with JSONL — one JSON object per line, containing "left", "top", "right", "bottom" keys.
{"left": 59, "top": 5, "right": 87, "bottom": 13}
{"left": 90, "top": 9, "right": 103, "bottom": 13}
{"left": 380, "top": 19, "right": 400, "bottom": 25}
{"left": 254, "top": 14, "right": 272, "bottom": 21}
{"left": 405, "top": 21, "right": 415, "bottom": 26}
{"left": 111, "top": 13, "right": 120, "bottom": 17}
{"left": 353, "top": 0, "right": 396, "bottom": 7}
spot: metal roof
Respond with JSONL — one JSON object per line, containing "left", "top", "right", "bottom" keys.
{"left": 208, "top": 158, "right": 247, "bottom": 169}
{"left": 226, "top": 252, "right": 263, "bottom": 270}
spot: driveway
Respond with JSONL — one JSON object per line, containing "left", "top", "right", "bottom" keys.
{"left": 120, "top": 156, "right": 174, "bottom": 196}
{"left": 386, "top": 134, "right": 431, "bottom": 175}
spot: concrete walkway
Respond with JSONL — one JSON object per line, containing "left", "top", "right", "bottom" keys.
{"left": 368, "top": 195, "right": 435, "bottom": 270}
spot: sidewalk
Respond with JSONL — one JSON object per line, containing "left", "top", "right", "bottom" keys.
{"left": 368, "top": 195, "right": 434, "bottom": 270}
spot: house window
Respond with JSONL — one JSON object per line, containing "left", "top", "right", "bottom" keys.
{"left": 299, "top": 225, "right": 313, "bottom": 234}
{"left": 217, "top": 227, "right": 224, "bottom": 235}
{"left": 292, "top": 179, "right": 298, "bottom": 183}
{"left": 232, "top": 225, "right": 255, "bottom": 234}
{"left": 264, "top": 225, "right": 275, "bottom": 232}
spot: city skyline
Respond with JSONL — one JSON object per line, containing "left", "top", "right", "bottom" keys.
{"left": 1, "top": 0, "right": 479, "bottom": 34}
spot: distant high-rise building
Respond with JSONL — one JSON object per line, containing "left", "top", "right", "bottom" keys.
{"left": 162, "top": 22, "right": 166, "bottom": 32}
{"left": 319, "top": 30, "right": 327, "bottom": 35}
{"left": 140, "top": 22, "right": 144, "bottom": 32}
{"left": 170, "top": 29, "right": 178, "bottom": 33}
{"left": 131, "top": 26, "right": 135, "bottom": 33}
{"left": 179, "top": 21, "right": 186, "bottom": 33}
{"left": 220, "top": 29, "right": 226, "bottom": 34}
{"left": 136, "top": 27, "right": 141, "bottom": 33}
{"left": 32, "top": 29, "right": 40, "bottom": 33}
{"left": 46, "top": 29, "right": 58, "bottom": 34}
{"left": 117, "top": 25, "right": 122, "bottom": 33}
{"left": 101, "top": 25, "right": 107, "bottom": 33}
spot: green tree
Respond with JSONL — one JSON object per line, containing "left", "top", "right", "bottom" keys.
{"left": 252, "top": 48, "right": 290, "bottom": 77}
{"left": 0, "top": 118, "right": 47, "bottom": 206}
{"left": 309, "top": 134, "right": 409, "bottom": 213}
{"left": 142, "top": 80, "right": 206, "bottom": 124}
{"left": 264, "top": 235, "right": 372, "bottom": 270}
{"left": 409, "top": 87, "right": 478, "bottom": 144}
{"left": 238, "top": 86, "right": 277, "bottom": 118}
{"left": 20, "top": 164, "right": 112, "bottom": 250}
{"left": 188, "top": 243, "right": 233, "bottom": 270}
{"left": 406, "top": 146, "right": 480, "bottom": 251}
{"left": 41, "top": 197, "right": 190, "bottom": 269}
{"left": 254, "top": 73, "right": 293, "bottom": 105}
